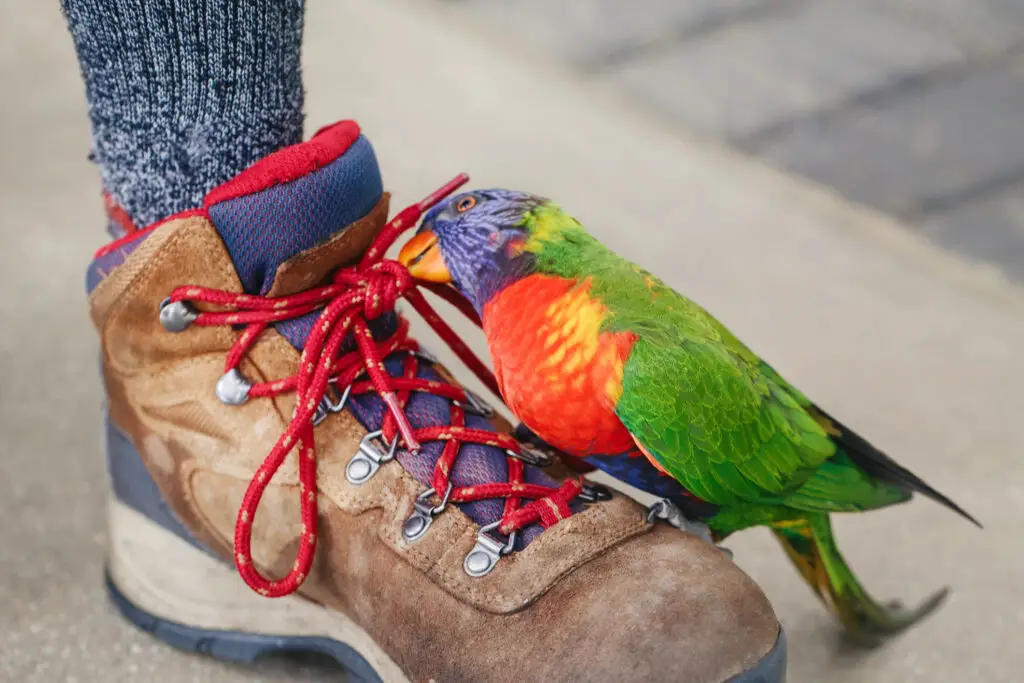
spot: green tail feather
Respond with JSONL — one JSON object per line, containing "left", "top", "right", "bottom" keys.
{"left": 771, "top": 514, "right": 949, "bottom": 647}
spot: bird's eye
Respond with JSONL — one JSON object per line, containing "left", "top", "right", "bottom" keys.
{"left": 456, "top": 196, "right": 477, "bottom": 213}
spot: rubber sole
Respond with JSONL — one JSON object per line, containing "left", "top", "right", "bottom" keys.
{"left": 108, "top": 572, "right": 785, "bottom": 683}
{"left": 106, "top": 496, "right": 410, "bottom": 682}
{"left": 107, "top": 496, "right": 786, "bottom": 683}
{"left": 105, "top": 573, "right": 380, "bottom": 682}
{"left": 730, "top": 630, "right": 786, "bottom": 683}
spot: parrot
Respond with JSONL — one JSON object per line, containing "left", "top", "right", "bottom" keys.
{"left": 397, "top": 188, "right": 980, "bottom": 646}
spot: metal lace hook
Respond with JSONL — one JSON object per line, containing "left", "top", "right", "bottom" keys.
{"left": 464, "top": 520, "right": 517, "bottom": 577}
{"left": 312, "top": 382, "right": 353, "bottom": 426}
{"left": 402, "top": 482, "right": 455, "bottom": 542}
{"left": 346, "top": 429, "right": 399, "bottom": 485}
{"left": 506, "top": 445, "right": 553, "bottom": 468}
{"left": 456, "top": 388, "right": 495, "bottom": 419}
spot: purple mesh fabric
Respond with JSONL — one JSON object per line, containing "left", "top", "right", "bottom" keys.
{"left": 348, "top": 355, "right": 552, "bottom": 547}
{"left": 276, "top": 310, "right": 320, "bottom": 349}
{"left": 207, "top": 134, "right": 382, "bottom": 296}
{"left": 86, "top": 231, "right": 150, "bottom": 294}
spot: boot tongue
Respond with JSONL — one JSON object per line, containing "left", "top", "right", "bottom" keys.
{"left": 204, "top": 121, "right": 562, "bottom": 546}
{"left": 204, "top": 120, "right": 385, "bottom": 297}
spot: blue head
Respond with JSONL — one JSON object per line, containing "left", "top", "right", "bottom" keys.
{"left": 398, "top": 189, "right": 546, "bottom": 312}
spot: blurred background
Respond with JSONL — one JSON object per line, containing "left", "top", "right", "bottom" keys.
{"left": 455, "top": 0, "right": 1024, "bottom": 282}
{"left": 1, "top": 1, "right": 1022, "bottom": 682}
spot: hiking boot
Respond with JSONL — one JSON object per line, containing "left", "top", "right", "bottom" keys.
{"left": 88, "top": 120, "right": 787, "bottom": 683}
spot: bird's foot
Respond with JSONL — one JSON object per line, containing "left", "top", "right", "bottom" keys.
{"left": 646, "top": 498, "right": 723, "bottom": 551}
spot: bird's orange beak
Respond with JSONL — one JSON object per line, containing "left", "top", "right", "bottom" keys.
{"left": 397, "top": 230, "right": 452, "bottom": 283}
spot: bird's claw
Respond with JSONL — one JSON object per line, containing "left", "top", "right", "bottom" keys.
{"left": 646, "top": 499, "right": 718, "bottom": 548}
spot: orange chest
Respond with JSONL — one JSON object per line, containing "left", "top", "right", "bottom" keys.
{"left": 482, "top": 275, "right": 636, "bottom": 456}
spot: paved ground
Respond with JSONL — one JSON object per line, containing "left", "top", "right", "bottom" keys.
{"left": 2, "top": 1, "right": 1024, "bottom": 682}
{"left": 448, "top": 0, "right": 1024, "bottom": 282}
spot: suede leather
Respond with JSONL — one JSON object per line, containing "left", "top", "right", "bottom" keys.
{"left": 91, "top": 212, "right": 781, "bottom": 682}
{"left": 266, "top": 194, "right": 391, "bottom": 298}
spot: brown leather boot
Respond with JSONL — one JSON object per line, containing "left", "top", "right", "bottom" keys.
{"left": 89, "top": 120, "right": 786, "bottom": 683}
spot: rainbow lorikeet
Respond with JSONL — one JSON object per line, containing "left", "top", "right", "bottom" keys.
{"left": 397, "top": 189, "right": 980, "bottom": 645}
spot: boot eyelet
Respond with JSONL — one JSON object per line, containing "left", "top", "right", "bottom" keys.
{"left": 159, "top": 297, "right": 198, "bottom": 332}
{"left": 346, "top": 430, "right": 398, "bottom": 485}
{"left": 464, "top": 520, "right": 516, "bottom": 578}
{"left": 411, "top": 348, "right": 438, "bottom": 364}
{"left": 312, "top": 382, "right": 352, "bottom": 426}
{"left": 506, "top": 446, "right": 552, "bottom": 468}
{"left": 402, "top": 483, "right": 453, "bottom": 543}
{"left": 216, "top": 368, "right": 252, "bottom": 405}
{"left": 458, "top": 389, "right": 494, "bottom": 419}
{"left": 578, "top": 482, "right": 613, "bottom": 503}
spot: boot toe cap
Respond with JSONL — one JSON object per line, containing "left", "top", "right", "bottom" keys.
{"left": 533, "top": 525, "right": 784, "bottom": 683}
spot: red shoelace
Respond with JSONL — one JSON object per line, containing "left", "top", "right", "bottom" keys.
{"left": 165, "top": 175, "right": 584, "bottom": 597}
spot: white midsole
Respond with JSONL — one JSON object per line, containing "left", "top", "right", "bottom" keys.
{"left": 106, "top": 496, "right": 409, "bottom": 683}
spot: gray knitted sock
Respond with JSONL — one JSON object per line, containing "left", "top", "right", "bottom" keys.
{"left": 61, "top": 0, "right": 305, "bottom": 229}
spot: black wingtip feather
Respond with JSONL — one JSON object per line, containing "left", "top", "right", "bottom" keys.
{"left": 817, "top": 407, "right": 982, "bottom": 529}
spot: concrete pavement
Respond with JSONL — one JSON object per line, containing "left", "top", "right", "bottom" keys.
{"left": 449, "top": 0, "right": 1024, "bottom": 282}
{"left": 2, "top": 0, "right": 1023, "bottom": 681}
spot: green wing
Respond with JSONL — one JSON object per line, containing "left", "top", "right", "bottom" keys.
{"left": 606, "top": 272, "right": 905, "bottom": 511}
